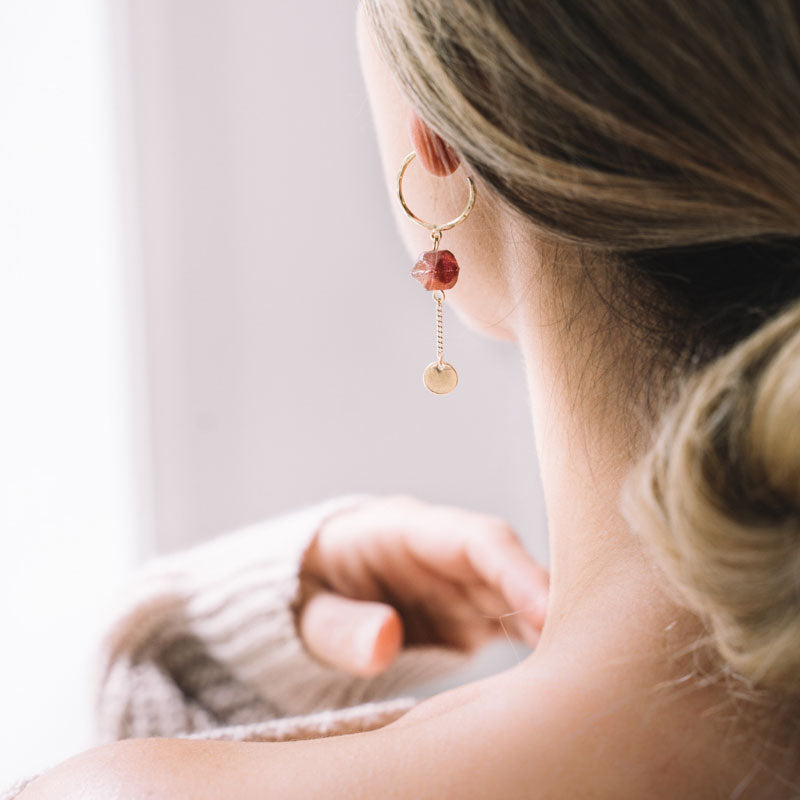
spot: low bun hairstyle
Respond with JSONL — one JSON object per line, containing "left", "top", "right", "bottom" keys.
{"left": 622, "top": 300, "right": 800, "bottom": 693}
{"left": 363, "top": 0, "right": 800, "bottom": 692}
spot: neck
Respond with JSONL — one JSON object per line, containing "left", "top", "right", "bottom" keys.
{"left": 511, "top": 326, "right": 774, "bottom": 796}
{"left": 492, "top": 239, "right": 783, "bottom": 794}
{"left": 522, "top": 342, "right": 667, "bottom": 650}
{"left": 508, "top": 260, "right": 702, "bottom": 687}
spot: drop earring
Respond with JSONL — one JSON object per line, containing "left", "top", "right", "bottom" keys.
{"left": 396, "top": 150, "right": 476, "bottom": 395}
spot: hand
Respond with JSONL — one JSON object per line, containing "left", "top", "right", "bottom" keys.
{"left": 296, "top": 494, "right": 549, "bottom": 677}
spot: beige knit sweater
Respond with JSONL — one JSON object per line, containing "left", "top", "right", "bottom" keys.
{"left": 2, "top": 494, "right": 473, "bottom": 799}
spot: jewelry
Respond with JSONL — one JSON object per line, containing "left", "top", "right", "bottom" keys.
{"left": 396, "top": 150, "right": 476, "bottom": 395}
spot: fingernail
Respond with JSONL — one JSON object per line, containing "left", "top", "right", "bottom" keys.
{"left": 355, "top": 612, "right": 386, "bottom": 665}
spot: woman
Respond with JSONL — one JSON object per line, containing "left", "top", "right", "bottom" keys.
{"left": 13, "top": 0, "right": 800, "bottom": 796}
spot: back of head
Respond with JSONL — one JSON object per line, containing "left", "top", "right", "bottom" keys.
{"left": 363, "top": 0, "right": 800, "bottom": 695}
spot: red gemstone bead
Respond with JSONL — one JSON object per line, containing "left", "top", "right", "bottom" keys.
{"left": 411, "top": 249, "right": 460, "bottom": 291}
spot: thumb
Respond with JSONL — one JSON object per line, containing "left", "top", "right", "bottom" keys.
{"left": 298, "top": 590, "right": 404, "bottom": 677}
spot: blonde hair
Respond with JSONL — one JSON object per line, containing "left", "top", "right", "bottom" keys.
{"left": 622, "top": 300, "right": 800, "bottom": 692}
{"left": 363, "top": 0, "right": 800, "bottom": 693}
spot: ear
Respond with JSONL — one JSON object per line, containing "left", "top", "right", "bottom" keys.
{"left": 408, "top": 111, "right": 461, "bottom": 177}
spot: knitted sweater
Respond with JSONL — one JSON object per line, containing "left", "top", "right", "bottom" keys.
{"left": 2, "top": 494, "right": 473, "bottom": 799}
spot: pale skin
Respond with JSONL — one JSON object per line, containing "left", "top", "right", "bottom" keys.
{"left": 19, "top": 7, "right": 791, "bottom": 799}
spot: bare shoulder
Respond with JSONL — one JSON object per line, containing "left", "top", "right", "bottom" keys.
{"left": 17, "top": 680, "right": 549, "bottom": 800}
{"left": 17, "top": 739, "right": 169, "bottom": 800}
{"left": 18, "top": 728, "right": 487, "bottom": 800}
{"left": 17, "top": 667, "right": 723, "bottom": 800}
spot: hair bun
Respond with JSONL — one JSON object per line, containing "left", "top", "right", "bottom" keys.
{"left": 622, "top": 300, "right": 800, "bottom": 692}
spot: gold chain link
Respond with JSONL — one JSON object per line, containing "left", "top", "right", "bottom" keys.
{"left": 433, "top": 290, "right": 445, "bottom": 367}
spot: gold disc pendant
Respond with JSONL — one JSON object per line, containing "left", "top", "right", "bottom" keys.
{"left": 423, "top": 361, "right": 458, "bottom": 394}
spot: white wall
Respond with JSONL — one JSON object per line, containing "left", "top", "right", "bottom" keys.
{"left": 0, "top": 0, "right": 144, "bottom": 784}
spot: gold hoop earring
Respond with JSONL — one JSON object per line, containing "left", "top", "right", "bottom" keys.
{"left": 396, "top": 150, "right": 476, "bottom": 395}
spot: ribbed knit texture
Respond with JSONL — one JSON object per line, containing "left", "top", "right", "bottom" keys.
{"left": 2, "top": 494, "right": 473, "bottom": 799}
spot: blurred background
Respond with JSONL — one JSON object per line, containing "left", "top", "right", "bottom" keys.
{"left": 0, "top": 0, "right": 546, "bottom": 784}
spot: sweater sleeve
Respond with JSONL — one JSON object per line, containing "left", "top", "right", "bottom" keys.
{"left": 95, "top": 493, "right": 473, "bottom": 742}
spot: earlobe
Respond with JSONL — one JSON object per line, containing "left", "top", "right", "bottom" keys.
{"left": 408, "top": 111, "right": 461, "bottom": 177}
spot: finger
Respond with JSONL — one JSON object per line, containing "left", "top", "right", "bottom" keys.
{"left": 298, "top": 590, "right": 403, "bottom": 677}
{"left": 465, "top": 529, "right": 549, "bottom": 633}
{"left": 393, "top": 545, "right": 540, "bottom": 651}
{"left": 461, "top": 580, "right": 542, "bottom": 649}
{"left": 398, "top": 504, "right": 549, "bottom": 630}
